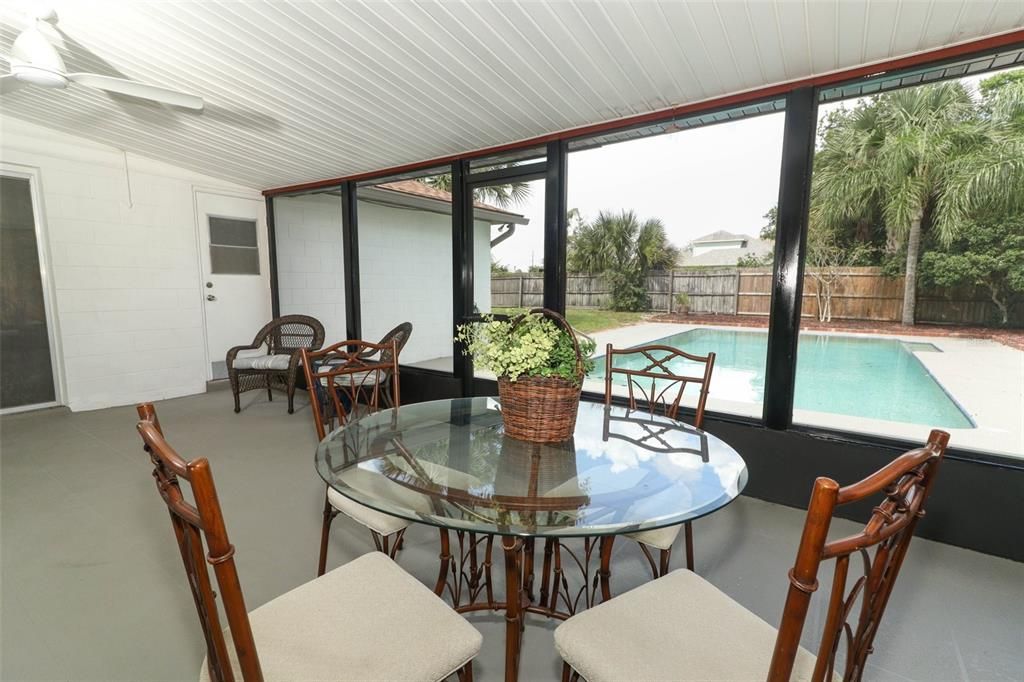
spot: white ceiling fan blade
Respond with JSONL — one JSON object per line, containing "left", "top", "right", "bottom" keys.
{"left": 67, "top": 72, "right": 204, "bottom": 110}
{"left": 0, "top": 74, "right": 26, "bottom": 94}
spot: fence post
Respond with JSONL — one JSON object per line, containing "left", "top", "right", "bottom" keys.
{"left": 518, "top": 275, "right": 524, "bottom": 309}
{"left": 667, "top": 270, "right": 675, "bottom": 313}
{"left": 733, "top": 271, "right": 741, "bottom": 315}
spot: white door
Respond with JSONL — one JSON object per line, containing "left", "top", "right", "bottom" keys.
{"left": 195, "top": 191, "right": 271, "bottom": 380}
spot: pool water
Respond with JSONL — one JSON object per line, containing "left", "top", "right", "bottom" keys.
{"left": 591, "top": 328, "right": 973, "bottom": 429}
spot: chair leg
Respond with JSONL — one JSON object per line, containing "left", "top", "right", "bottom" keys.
{"left": 658, "top": 547, "right": 672, "bottom": 577}
{"left": 638, "top": 542, "right": 660, "bottom": 580}
{"left": 318, "top": 493, "right": 337, "bottom": 577}
{"left": 456, "top": 661, "right": 474, "bottom": 682}
{"left": 266, "top": 375, "right": 273, "bottom": 401}
{"left": 230, "top": 372, "right": 241, "bottom": 413}
{"left": 561, "top": 661, "right": 573, "bottom": 682}
{"left": 287, "top": 373, "right": 296, "bottom": 414}
{"left": 684, "top": 521, "right": 695, "bottom": 571}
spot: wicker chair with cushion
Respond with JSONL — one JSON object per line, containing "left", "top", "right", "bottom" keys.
{"left": 135, "top": 402, "right": 481, "bottom": 682}
{"left": 226, "top": 315, "right": 325, "bottom": 414}
{"left": 556, "top": 430, "right": 949, "bottom": 682}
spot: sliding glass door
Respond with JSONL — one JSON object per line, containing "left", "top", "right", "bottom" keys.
{"left": 1, "top": 173, "right": 59, "bottom": 411}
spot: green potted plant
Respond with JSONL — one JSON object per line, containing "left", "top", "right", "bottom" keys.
{"left": 456, "top": 309, "right": 595, "bottom": 442}
{"left": 674, "top": 292, "right": 691, "bottom": 315}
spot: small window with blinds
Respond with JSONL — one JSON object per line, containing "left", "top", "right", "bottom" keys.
{"left": 209, "top": 216, "right": 259, "bottom": 275}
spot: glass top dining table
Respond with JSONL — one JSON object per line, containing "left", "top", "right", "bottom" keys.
{"left": 315, "top": 396, "right": 747, "bottom": 682}
{"left": 315, "top": 396, "right": 748, "bottom": 539}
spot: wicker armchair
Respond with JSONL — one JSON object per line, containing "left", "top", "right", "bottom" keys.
{"left": 226, "top": 315, "right": 325, "bottom": 414}
{"left": 360, "top": 322, "right": 412, "bottom": 407}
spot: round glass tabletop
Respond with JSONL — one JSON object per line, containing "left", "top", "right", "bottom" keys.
{"left": 315, "top": 397, "right": 748, "bottom": 538}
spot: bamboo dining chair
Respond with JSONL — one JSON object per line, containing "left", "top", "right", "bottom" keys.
{"left": 556, "top": 430, "right": 949, "bottom": 682}
{"left": 300, "top": 339, "right": 409, "bottom": 576}
{"left": 602, "top": 343, "right": 716, "bottom": 576}
{"left": 135, "top": 403, "right": 481, "bottom": 682}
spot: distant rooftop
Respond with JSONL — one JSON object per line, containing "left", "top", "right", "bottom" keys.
{"left": 679, "top": 232, "right": 774, "bottom": 267}
{"left": 692, "top": 230, "right": 751, "bottom": 244}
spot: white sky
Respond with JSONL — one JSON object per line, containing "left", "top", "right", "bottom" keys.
{"left": 490, "top": 111, "right": 786, "bottom": 271}
{"left": 488, "top": 70, "right": 1007, "bottom": 271}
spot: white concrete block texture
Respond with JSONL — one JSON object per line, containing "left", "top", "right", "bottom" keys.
{"left": 273, "top": 194, "right": 347, "bottom": 345}
{"left": 2, "top": 117, "right": 260, "bottom": 411}
{"left": 356, "top": 200, "right": 493, "bottom": 366}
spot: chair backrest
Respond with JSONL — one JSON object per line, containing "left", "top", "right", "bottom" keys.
{"left": 300, "top": 339, "right": 401, "bottom": 440}
{"left": 256, "top": 315, "right": 325, "bottom": 355}
{"left": 375, "top": 322, "right": 413, "bottom": 364}
{"left": 135, "top": 403, "right": 261, "bottom": 682}
{"left": 603, "top": 343, "right": 716, "bottom": 428}
{"left": 767, "top": 429, "right": 950, "bottom": 682}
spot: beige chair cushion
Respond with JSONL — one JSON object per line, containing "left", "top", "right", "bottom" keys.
{"left": 554, "top": 568, "right": 823, "bottom": 682}
{"left": 199, "top": 552, "right": 482, "bottom": 682}
{"left": 625, "top": 523, "right": 682, "bottom": 551}
{"left": 327, "top": 461, "right": 484, "bottom": 537}
{"left": 232, "top": 353, "right": 291, "bottom": 371}
{"left": 327, "top": 485, "right": 414, "bottom": 537}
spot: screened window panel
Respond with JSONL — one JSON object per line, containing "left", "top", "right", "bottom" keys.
{"left": 210, "top": 245, "right": 260, "bottom": 275}
{"left": 209, "top": 217, "right": 258, "bottom": 247}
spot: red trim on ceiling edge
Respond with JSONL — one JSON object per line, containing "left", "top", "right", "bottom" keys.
{"left": 264, "top": 29, "right": 1024, "bottom": 197}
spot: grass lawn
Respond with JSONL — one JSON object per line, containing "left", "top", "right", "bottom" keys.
{"left": 493, "top": 307, "right": 648, "bottom": 334}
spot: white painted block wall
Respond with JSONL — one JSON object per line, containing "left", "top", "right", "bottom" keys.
{"left": 273, "top": 194, "right": 346, "bottom": 344}
{"left": 1, "top": 117, "right": 260, "bottom": 411}
{"left": 357, "top": 200, "right": 492, "bottom": 365}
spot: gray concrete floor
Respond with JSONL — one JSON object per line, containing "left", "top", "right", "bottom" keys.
{"left": 2, "top": 390, "right": 1022, "bottom": 682}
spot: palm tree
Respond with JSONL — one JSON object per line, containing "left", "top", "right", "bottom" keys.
{"left": 811, "top": 80, "right": 1024, "bottom": 325}
{"left": 568, "top": 210, "right": 679, "bottom": 311}
{"left": 568, "top": 210, "right": 678, "bottom": 273}
{"left": 423, "top": 168, "right": 531, "bottom": 208}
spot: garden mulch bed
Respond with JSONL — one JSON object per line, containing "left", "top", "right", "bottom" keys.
{"left": 649, "top": 313, "right": 1024, "bottom": 351}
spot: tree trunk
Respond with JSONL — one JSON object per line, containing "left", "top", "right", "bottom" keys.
{"left": 989, "top": 283, "right": 1009, "bottom": 325}
{"left": 901, "top": 212, "right": 924, "bottom": 326}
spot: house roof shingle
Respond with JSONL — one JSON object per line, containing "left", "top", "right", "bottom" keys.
{"left": 374, "top": 179, "right": 522, "bottom": 217}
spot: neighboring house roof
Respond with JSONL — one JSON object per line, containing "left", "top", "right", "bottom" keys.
{"left": 373, "top": 180, "right": 528, "bottom": 223}
{"left": 678, "top": 233, "right": 774, "bottom": 267}
{"left": 691, "top": 230, "right": 750, "bottom": 244}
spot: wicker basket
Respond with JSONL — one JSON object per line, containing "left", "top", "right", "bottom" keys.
{"left": 497, "top": 309, "right": 584, "bottom": 443}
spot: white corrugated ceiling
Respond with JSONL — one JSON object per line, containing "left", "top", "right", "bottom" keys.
{"left": 1, "top": 0, "right": 1022, "bottom": 191}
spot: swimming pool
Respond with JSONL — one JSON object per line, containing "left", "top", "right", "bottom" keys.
{"left": 591, "top": 328, "right": 973, "bottom": 429}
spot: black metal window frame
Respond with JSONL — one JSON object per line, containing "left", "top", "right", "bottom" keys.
{"left": 266, "top": 39, "right": 1024, "bottom": 469}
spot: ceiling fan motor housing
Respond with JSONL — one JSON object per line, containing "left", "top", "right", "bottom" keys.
{"left": 10, "top": 22, "right": 69, "bottom": 88}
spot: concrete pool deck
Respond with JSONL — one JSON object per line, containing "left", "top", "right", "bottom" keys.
{"left": 585, "top": 322, "right": 1024, "bottom": 460}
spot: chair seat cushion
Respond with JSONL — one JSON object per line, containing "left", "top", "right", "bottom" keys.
{"left": 232, "top": 353, "right": 291, "bottom": 371}
{"left": 327, "top": 462, "right": 484, "bottom": 536}
{"left": 554, "top": 568, "right": 823, "bottom": 682}
{"left": 625, "top": 523, "right": 682, "bottom": 551}
{"left": 327, "top": 485, "right": 414, "bottom": 537}
{"left": 318, "top": 369, "right": 388, "bottom": 387}
{"left": 199, "top": 552, "right": 482, "bottom": 682}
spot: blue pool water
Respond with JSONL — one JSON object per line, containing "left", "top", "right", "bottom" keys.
{"left": 592, "top": 328, "right": 973, "bottom": 428}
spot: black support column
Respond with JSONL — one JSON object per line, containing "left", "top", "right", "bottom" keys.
{"left": 543, "top": 140, "right": 568, "bottom": 314}
{"left": 452, "top": 160, "right": 475, "bottom": 396}
{"left": 266, "top": 195, "right": 280, "bottom": 318}
{"left": 341, "top": 181, "right": 361, "bottom": 341}
{"left": 763, "top": 87, "right": 817, "bottom": 429}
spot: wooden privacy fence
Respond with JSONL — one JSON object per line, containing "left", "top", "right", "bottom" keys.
{"left": 491, "top": 267, "right": 1020, "bottom": 326}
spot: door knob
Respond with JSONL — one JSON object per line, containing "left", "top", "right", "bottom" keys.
{"left": 207, "top": 294, "right": 217, "bottom": 301}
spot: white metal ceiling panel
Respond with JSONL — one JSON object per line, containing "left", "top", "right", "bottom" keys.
{"left": 0, "top": 0, "right": 1020, "bottom": 191}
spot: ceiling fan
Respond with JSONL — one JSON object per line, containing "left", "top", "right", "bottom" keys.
{"left": 1, "top": 8, "right": 203, "bottom": 111}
